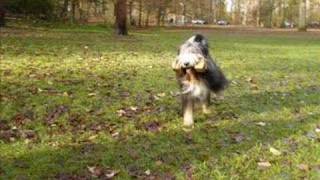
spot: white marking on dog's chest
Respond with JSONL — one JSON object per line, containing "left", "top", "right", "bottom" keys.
{"left": 182, "top": 80, "right": 208, "bottom": 98}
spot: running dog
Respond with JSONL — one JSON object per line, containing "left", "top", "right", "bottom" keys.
{"left": 172, "top": 34, "right": 228, "bottom": 127}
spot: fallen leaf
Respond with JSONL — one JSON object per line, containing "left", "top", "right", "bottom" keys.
{"left": 0, "top": 120, "right": 10, "bottom": 131}
{"left": 269, "top": 147, "right": 282, "bottom": 156}
{"left": 258, "top": 161, "right": 271, "bottom": 169}
{"left": 155, "top": 160, "right": 163, "bottom": 166}
{"left": 182, "top": 164, "right": 193, "bottom": 180}
{"left": 153, "top": 95, "right": 160, "bottom": 101}
{"left": 0, "top": 130, "right": 19, "bottom": 142}
{"left": 256, "top": 122, "right": 266, "bottom": 126}
{"left": 157, "top": 93, "right": 166, "bottom": 97}
{"left": 246, "top": 77, "right": 257, "bottom": 84}
{"left": 21, "top": 130, "right": 37, "bottom": 140}
{"left": 230, "top": 133, "right": 245, "bottom": 143}
{"left": 87, "top": 166, "right": 104, "bottom": 177}
{"left": 144, "top": 122, "right": 161, "bottom": 132}
{"left": 45, "top": 105, "right": 68, "bottom": 125}
{"left": 88, "top": 93, "right": 96, "bottom": 97}
{"left": 297, "top": 164, "right": 309, "bottom": 171}
{"left": 145, "top": 169, "right": 151, "bottom": 176}
{"left": 117, "top": 107, "right": 141, "bottom": 118}
{"left": 117, "top": 109, "right": 126, "bottom": 117}
{"left": 306, "top": 131, "right": 317, "bottom": 140}
{"left": 250, "top": 84, "right": 259, "bottom": 90}
{"left": 88, "top": 135, "right": 98, "bottom": 140}
{"left": 111, "top": 132, "right": 119, "bottom": 138}
{"left": 12, "top": 114, "right": 27, "bottom": 125}
{"left": 105, "top": 169, "right": 119, "bottom": 179}
{"left": 129, "top": 106, "right": 138, "bottom": 111}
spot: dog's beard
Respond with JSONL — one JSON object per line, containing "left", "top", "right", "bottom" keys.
{"left": 181, "top": 69, "right": 208, "bottom": 97}
{"left": 181, "top": 69, "right": 195, "bottom": 94}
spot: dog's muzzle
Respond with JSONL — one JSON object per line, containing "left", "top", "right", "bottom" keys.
{"left": 173, "top": 55, "right": 207, "bottom": 72}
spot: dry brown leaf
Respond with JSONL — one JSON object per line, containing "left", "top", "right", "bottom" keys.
{"left": 144, "top": 122, "right": 161, "bottom": 132}
{"left": 258, "top": 161, "right": 271, "bottom": 169}
{"left": 45, "top": 105, "right": 68, "bottom": 125}
{"left": 297, "top": 164, "right": 309, "bottom": 171}
{"left": 230, "top": 133, "right": 245, "bottom": 143}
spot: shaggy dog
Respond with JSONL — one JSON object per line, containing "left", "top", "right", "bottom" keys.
{"left": 172, "top": 34, "right": 228, "bottom": 127}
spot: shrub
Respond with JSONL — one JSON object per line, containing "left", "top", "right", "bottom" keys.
{"left": 6, "top": 0, "right": 54, "bottom": 19}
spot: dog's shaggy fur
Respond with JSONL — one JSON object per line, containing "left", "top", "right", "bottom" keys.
{"left": 173, "top": 34, "right": 228, "bottom": 126}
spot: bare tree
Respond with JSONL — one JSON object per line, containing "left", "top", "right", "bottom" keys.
{"left": 138, "top": 0, "right": 142, "bottom": 27}
{"left": 60, "top": 0, "right": 70, "bottom": 20}
{"left": 298, "top": 0, "right": 307, "bottom": 31}
{"left": 115, "top": 0, "right": 128, "bottom": 35}
{"left": 128, "top": 0, "right": 134, "bottom": 25}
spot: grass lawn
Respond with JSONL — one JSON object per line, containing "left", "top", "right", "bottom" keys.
{"left": 0, "top": 25, "right": 320, "bottom": 179}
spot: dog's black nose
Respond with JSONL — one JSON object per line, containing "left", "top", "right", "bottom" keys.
{"left": 184, "top": 62, "right": 190, "bottom": 67}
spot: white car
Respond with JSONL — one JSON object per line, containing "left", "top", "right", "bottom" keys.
{"left": 217, "top": 20, "right": 229, "bottom": 25}
{"left": 191, "top": 19, "right": 207, "bottom": 25}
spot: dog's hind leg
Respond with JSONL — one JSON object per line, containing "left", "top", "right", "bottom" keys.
{"left": 182, "top": 95, "right": 194, "bottom": 127}
{"left": 201, "top": 92, "right": 211, "bottom": 114}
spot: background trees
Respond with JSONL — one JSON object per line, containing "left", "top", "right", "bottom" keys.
{"left": 1, "top": 0, "right": 319, "bottom": 30}
{"left": 0, "top": 0, "right": 6, "bottom": 27}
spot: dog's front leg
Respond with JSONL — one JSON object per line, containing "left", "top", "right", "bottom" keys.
{"left": 182, "top": 95, "right": 194, "bottom": 127}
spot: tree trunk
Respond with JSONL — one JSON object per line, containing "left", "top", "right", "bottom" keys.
{"left": 298, "top": 0, "right": 307, "bottom": 31}
{"left": 234, "top": 0, "right": 241, "bottom": 25}
{"left": 265, "top": 0, "right": 273, "bottom": 28}
{"left": 71, "top": 0, "right": 77, "bottom": 23}
{"left": 115, "top": 0, "right": 128, "bottom": 35}
{"left": 209, "top": 0, "right": 213, "bottom": 23}
{"left": 145, "top": 9, "right": 150, "bottom": 27}
{"left": 138, "top": 0, "right": 142, "bottom": 27}
{"left": 60, "top": 0, "right": 69, "bottom": 20}
{"left": 181, "top": 1, "right": 186, "bottom": 25}
{"left": 256, "top": 0, "right": 260, "bottom": 26}
{"left": 157, "top": 6, "right": 162, "bottom": 26}
{"left": 128, "top": 0, "right": 133, "bottom": 25}
{"left": 102, "top": 0, "right": 107, "bottom": 23}
{"left": 0, "top": 1, "right": 5, "bottom": 27}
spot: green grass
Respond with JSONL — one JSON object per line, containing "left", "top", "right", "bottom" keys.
{"left": 0, "top": 25, "right": 320, "bottom": 179}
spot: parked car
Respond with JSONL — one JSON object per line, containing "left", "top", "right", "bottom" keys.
{"left": 191, "top": 19, "right": 207, "bottom": 25}
{"left": 308, "top": 21, "right": 320, "bottom": 28}
{"left": 217, "top": 20, "right": 229, "bottom": 25}
{"left": 283, "top": 21, "right": 295, "bottom": 28}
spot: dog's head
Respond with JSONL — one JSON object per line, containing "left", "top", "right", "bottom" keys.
{"left": 176, "top": 34, "right": 209, "bottom": 69}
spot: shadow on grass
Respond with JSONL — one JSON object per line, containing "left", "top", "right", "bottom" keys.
{"left": 226, "top": 85, "right": 320, "bottom": 115}
{"left": 1, "top": 85, "right": 319, "bottom": 178}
